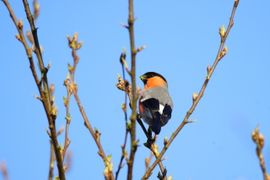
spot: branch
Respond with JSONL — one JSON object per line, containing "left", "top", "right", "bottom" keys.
{"left": 2, "top": 0, "right": 65, "bottom": 179}
{"left": 66, "top": 33, "right": 114, "bottom": 180}
{"left": 126, "top": 0, "right": 140, "bottom": 179}
{"left": 143, "top": 0, "right": 240, "bottom": 178}
{"left": 252, "top": 128, "right": 270, "bottom": 180}
{"left": 48, "top": 142, "right": 55, "bottom": 180}
{"left": 147, "top": 138, "right": 167, "bottom": 180}
{"left": 0, "top": 161, "right": 9, "bottom": 180}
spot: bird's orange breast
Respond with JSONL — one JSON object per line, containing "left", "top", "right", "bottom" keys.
{"left": 144, "top": 76, "right": 167, "bottom": 90}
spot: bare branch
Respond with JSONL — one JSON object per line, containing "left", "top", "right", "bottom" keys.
{"left": 66, "top": 33, "right": 114, "bottom": 180}
{"left": 252, "top": 128, "right": 270, "bottom": 180}
{"left": 115, "top": 53, "right": 130, "bottom": 180}
{"left": 126, "top": 0, "right": 140, "bottom": 179}
{"left": 143, "top": 0, "right": 240, "bottom": 179}
{"left": 2, "top": 0, "right": 65, "bottom": 179}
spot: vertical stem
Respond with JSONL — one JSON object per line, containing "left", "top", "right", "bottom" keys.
{"left": 127, "top": 0, "right": 138, "bottom": 179}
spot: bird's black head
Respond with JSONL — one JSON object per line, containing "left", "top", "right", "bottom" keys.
{"left": 139, "top": 72, "right": 167, "bottom": 85}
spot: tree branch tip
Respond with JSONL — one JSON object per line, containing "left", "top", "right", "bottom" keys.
{"left": 34, "top": 95, "right": 42, "bottom": 101}
{"left": 67, "top": 33, "right": 83, "bottom": 50}
{"left": 252, "top": 127, "right": 265, "bottom": 149}
{"left": 120, "top": 23, "right": 129, "bottom": 29}
{"left": 187, "top": 119, "right": 196, "bottom": 124}
{"left": 136, "top": 45, "right": 146, "bottom": 53}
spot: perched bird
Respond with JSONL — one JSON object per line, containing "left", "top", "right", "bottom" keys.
{"left": 139, "top": 72, "right": 173, "bottom": 135}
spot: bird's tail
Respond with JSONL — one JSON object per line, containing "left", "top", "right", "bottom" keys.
{"left": 150, "top": 112, "right": 161, "bottom": 134}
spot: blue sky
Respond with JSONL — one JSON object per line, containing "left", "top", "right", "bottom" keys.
{"left": 1, "top": 0, "right": 270, "bottom": 179}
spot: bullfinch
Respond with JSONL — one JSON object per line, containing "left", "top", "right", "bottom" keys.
{"left": 139, "top": 72, "right": 173, "bottom": 135}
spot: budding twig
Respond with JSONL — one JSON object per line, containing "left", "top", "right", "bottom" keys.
{"left": 2, "top": 0, "right": 65, "bottom": 179}
{"left": 252, "top": 127, "right": 270, "bottom": 180}
{"left": 143, "top": 1, "right": 240, "bottom": 179}
{"left": 66, "top": 33, "right": 114, "bottom": 180}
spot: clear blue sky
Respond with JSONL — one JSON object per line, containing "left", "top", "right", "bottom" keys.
{"left": 1, "top": 0, "right": 270, "bottom": 179}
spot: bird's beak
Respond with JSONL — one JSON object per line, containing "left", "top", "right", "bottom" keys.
{"left": 140, "top": 75, "right": 146, "bottom": 81}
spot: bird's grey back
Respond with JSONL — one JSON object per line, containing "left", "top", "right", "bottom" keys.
{"left": 140, "top": 86, "right": 173, "bottom": 108}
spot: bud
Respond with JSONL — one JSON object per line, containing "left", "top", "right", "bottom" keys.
{"left": 68, "top": 64, "right": 74, "bottom": 74}
{"left": 73, "top": 32, "right": 78, "bottom": 42}
{"left": 207, "top": 66, "right": 211, "bottom": 75}
{"left": 33, "top": 0, "right": 40, "bottom": 20}
{"left": 192, "top": 92, "right": 198, "bottom": 102}
{"left": 15, "top": 34, "right": 22, "bottom": 42}
{"left": 67, "top": 33, "right": 82, "bottom": 50}
{"left": 152, "top": 144, "right": 159, "bottom": 156}
{"left": 251, "top": 128, "right": 258, "bottom": 143}
{"left": 26, "top": 31, "right": 34, "bottom": 44}
{"left": 206, "top": 65, "right": 211, "bottom": 80}
{"left": 220, "top": 46, "right": 228, "bottom": 58}
{"left": 145, "top": 157, "right": 150, "bottom": 168}
{"left": 95, "top": 129, "right": 101, "bottom": 141}
{"left": 121, "top": 103, "right": 126, "bottom": 112}
{"left": 51, "top": 106, "right": 58, "bottom": 118}
{"left": 219, "top": 25, "right": 226, "bottom": 39}
{"left": 17, "top": 20, "right": 23, "bottom": 29}
{"left": 49, "top": 84, "right": 55, "bottom": 95}
{"left": 163, "top": 137, "right": 168, "bottom": 146}
{"left": 137, "top": 45, "right": 146, "bottom": 53}
{"left": 103, "top": 155, "right": 113, "bottom": 178}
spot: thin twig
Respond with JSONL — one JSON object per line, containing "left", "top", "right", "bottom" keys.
{"left": 66, "top": 34, "right": 114, "bottom": 180}
{"left": 62, "top": 73, "right": 72, "bottom": 160}
{"left": 115, "top": 53, "right": 130, "bottom": 180}
{"left": 143, "top": 0, "right": 240, "bottom": 179}
{"left": 252, "top": 128, "right": 270, "bottom": 180}
{"left": 2, "top": 1, "right": 65, "bottom": 179}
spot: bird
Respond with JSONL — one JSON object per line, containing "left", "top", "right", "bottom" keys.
{"left": 139, "top": 72, "right": 173, "bottom": 135}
